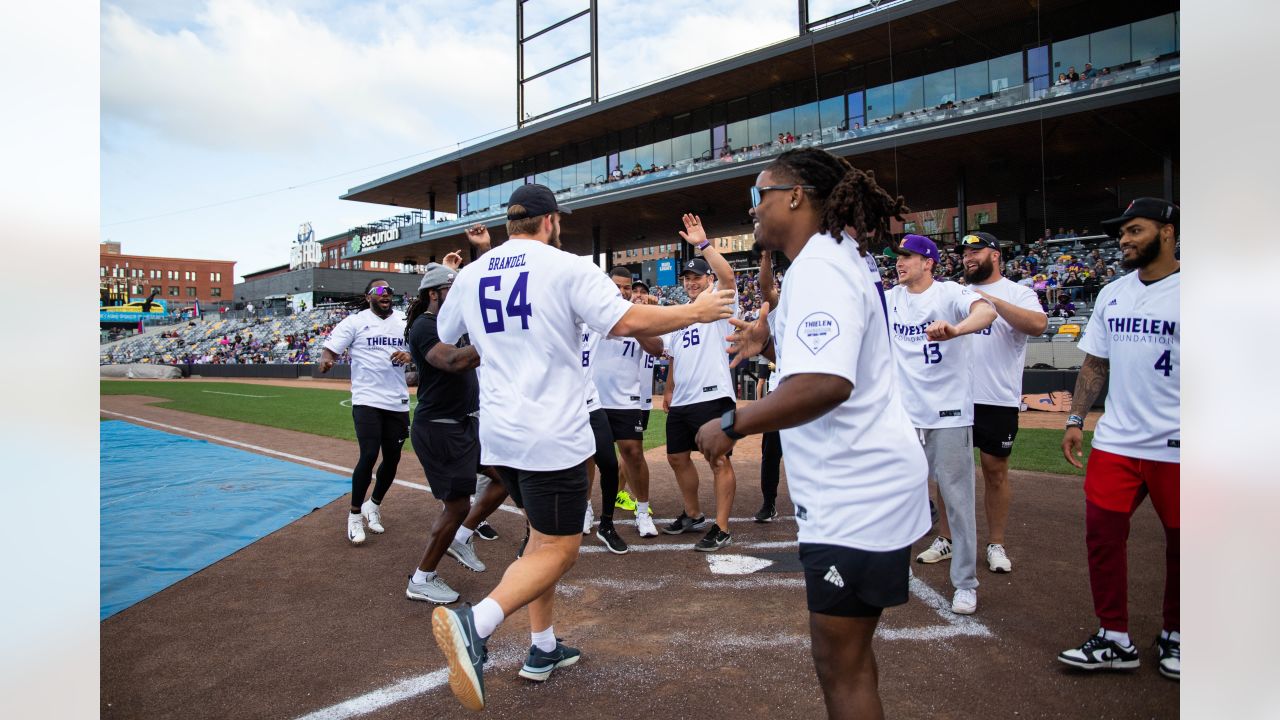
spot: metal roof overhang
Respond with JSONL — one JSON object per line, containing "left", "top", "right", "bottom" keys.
{"left": 352, "top": 75, "right": 1177, "bottom": 261}
{"left": 341, "top": 0, "right": 1174, "bottom": 210}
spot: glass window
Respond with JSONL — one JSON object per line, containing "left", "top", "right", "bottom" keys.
{"left": 1090, "top": 25, "right": 1129, "bottom": 69}
{"left": 671, "top": 132, "right": 692, "bottom": 163}
{"left": 635, "top": 143, "right": 653, "bottom": 168}
{"left": 988, "top": 52, "right": 1022, "bottom": 92}
{"left": 794, "top": 101, "right": 820, "bottom": 135}
{"left": 748, "top": 114, "right": 771, "bottom": 146}
{"left": 211, "top": 288, "right": 222, "bottom": 297}
{"left": 923, "top": 68, "right": 955, "bottom": 106}
{"left": 846, "top": 90, "right": 865, "bottom": 127}
{"left": 1052, "top": 35, "right": 1089, "bottom": 76}
{"left": 690, "top": 129, "right": 710, "bottom": 160}
{"left": 618, "top": 148, "right": 635, "bottom": 173}
{"left": 168, "top": 286, "right": 179, "bottom": 296}
{"left": 726, "top": 120, "right": 748, "bottom": 151}
{"left": 769, "top": 108, "right": 793, "bottom": 139}
{"left": 652, "top": 138, "right": 671, "bottom": 167}
{"left": 865, "top": 84, "right": 894, "bottom": 121}
{"left": 591, "top": 156, "right": 607, "bottom": 183}
{"left": 818, "top": 95, "right": 844, "bottom": 130}
{"left": 893, "top": 78, "right": 923, "bottom": 114}
{"left": 955, "top": 61, "right": 988, "bottom": 99}
{"left": 1027, "top": 45, "right": 1050, "bottom": 91}
{"left": 1132, "top": 14, "right": 1176, "bottom": 60}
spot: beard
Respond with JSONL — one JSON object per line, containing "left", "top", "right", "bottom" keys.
{"left": 548, "top": 223, "right": 561, "bottom": 249}
{"left": 963, "top": 257, "right": 995, "bottom": 284}
{"left": 1120, "top": 236, "right": 1161, "bottom": 270}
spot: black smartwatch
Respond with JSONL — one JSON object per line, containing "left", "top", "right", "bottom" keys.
{"left": 720, "top": 408, "right": 745, "bottom": 440}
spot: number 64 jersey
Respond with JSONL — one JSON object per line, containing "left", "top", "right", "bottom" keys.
{"left": 437, "top": 239, "right": 633, "bottom": 471}
{"left": 1079, "top": 271, "right": 1180, "bottom": 463}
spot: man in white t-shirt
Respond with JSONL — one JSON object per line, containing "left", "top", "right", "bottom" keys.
{"left": 592, "top": 268, "right": 662, "bottom": 538}
{"left": 886, "top": 234, "right": 995, "bottom": 615}
{"left": 695, "top": 149, "right": 930, "bottom": 720}
{"left": 959, "top": 232, "right": 1048, "bottom": 574}
{"left": 428, "top": 184, "right": 735, "bottom": 711}
{"left": 659, "top": 214, "right": 740, "bottom": 552}
{"left": 1057, "top": 198, "right": 1180, "bottom": 681}
{"left": 320, "top": 279, "right": 411, "bottom": 545}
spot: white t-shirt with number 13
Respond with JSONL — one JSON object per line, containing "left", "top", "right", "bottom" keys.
{"left": 886, "top": 280, "right": 986, "bottom": 429}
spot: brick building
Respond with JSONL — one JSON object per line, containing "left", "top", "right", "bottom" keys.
{"left": 99, "top": 242, "right": 236, "bottom": 310}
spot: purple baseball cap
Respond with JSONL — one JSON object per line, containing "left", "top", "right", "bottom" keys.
{"left": 893, "top": 234, "right": 940, "bottom": 264}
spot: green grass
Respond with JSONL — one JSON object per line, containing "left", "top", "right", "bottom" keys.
{"left": 981, "top": 428, "right": 1093, "bottom": 477}
{"left": 100, "top": 380, "right": 402, "bottom": 441}
{"left": 101, "top": 381, "right": 1091, "bottom": 475}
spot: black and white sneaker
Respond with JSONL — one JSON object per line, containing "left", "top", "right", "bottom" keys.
{"left": 596, "top": 523, "right": 630, "bottom": 555}
{"left": 1057, "top": 631, "right": 1140, "bottom": 671}
{"left": 661, "top": 512, "right": 707, "bottom": 535}
{"left": 753, "top": 504, "right": 777, "bottom": 523}
{"left": 475, "top": 521, "right": 499, "bottom": 541}
{"left": 1155, "top": 635, "right": 1179, "bottom": 681}
{"left": 694, "top": 524, "right": 732, "bottom": 552}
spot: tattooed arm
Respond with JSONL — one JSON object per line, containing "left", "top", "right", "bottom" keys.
{"left": 1062, "top": 353, "right": 1109, "bottom": 468}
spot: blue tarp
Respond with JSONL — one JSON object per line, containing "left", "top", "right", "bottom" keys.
{"left": 100, "top": 421, "right": 348, "bottom": 619}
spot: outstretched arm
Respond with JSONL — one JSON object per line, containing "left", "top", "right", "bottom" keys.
{"left": 679, "top": 213, "right": 735, "bottom": 292}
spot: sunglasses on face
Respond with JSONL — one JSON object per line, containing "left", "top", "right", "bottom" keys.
{"left": 368, "top": 286, "right": 394, "bottom": 297}
{"left": 750, "top": 184, "right": 816, "bottom": 208}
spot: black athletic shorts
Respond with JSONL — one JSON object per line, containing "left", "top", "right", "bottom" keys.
{"left": 410, "top": 416, "right": 479, "bottom": 501}
{"left": 605, "top": 408, "right": 645, "bottom": 441}
{"left": 666, "top": 397, "right": 736, "bottom": 455}
{"left": 799, "top": 543, "right": 912, "bottom": 618}
{"left": 641, "top": 408, "right": 651, "bottom": 431}
{"left": 973, "top": 403, "right": 1020, "bottom": 458}
{"left": 495, "top": 462, "right": 588, "bottom": 536}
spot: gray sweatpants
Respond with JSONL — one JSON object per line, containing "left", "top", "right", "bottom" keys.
{"left": 919, "top": 426, "right": 978, "bottom": 591}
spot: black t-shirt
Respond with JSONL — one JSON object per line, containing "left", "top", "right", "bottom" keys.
{"left": 407, "top": 313, "right": 479, "bottom": 420}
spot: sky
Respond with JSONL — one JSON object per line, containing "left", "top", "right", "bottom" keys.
{"left": 100, "top": 0, "right": 869, "bottom": 280}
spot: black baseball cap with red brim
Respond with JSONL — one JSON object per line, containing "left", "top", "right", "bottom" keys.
{"left": 1102, "top": 198, "right": 1179, "bottom": 236}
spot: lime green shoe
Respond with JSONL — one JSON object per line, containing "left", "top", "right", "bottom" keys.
{"left": 614, "top": 490, "right": 637, "bottom": 512}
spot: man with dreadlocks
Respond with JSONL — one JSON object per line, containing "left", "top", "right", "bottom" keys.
{"left": 402, "top": 244, "right": 512, "bottom": 604}
{"left": 696, "top": 148, "right": 929, "bottom": 720}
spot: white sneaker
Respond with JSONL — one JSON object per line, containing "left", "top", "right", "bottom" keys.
{"left": 361, "top": 499, "right": 385, "bottom": 534}
{"left": 583, "top": 504, "right": 594, "bottom": 534}
{"left": 951, "top": 588, "right": 977, "bottom": 615}
{"left": 987, "top": 543, "right": 1012, "bottom": 573}
{"left": 635, "top": 512, "right": 658, "bottom": 538}
{"left": 916, "top": 536, "right": 952, "bottom": 564}
{"left": 347, "top": 513, "right": 366, "bottom": 545}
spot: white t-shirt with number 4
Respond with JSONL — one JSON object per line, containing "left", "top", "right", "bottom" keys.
{"left": 665, "top": 290, "right": 738, "bottom": 407}
{"left": 437, "top": 239, "right": 633, "bottom": 471}
{"left": 1079, "top": 271, "right": 1180, "bottom": 463}
{"left": 774, "top": 233, "right": 930, "bottom": 552}
{"left": 886, "top": 280, "right": 987, "bottom": 429}
{"left": 322, "top": 308, "right": 410, "bottom": 412}
{"left": 969, "top": 277, "right": 1045, "bottom": 407}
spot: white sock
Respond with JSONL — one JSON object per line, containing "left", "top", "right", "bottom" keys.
{"left": 471, "top": 598, "right": 505, "bottom": 639}
{"left": 1162, "top": 629, "right": 1180, "bottom": 643}
{"left": 637, "top": 501, "right": 650, "bottom": 516}
{"left": 454, "top": 526, "right": 474, "bottom": 545}
{"left": 531, "top": 626, "right": 557, "bottom": 653}
{"left": 412, "top": 569, "right": 435, "bottom": 584}
{"left": 1101, "top": 628, "right": 1132, "bottom": 647}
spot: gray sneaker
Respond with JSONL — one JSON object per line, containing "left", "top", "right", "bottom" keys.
{"left": 407, "top": 574, "right": 460, "bottom": 604}
{"left": 447, "top": 536, "right": 487, "bottom": 573}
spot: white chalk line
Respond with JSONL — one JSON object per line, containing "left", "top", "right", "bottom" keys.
{"left": 201, "top": 390, "right": 280, "bottom": 398}
{"left": 101, "top": 410, "right": 524, "bottom": 516}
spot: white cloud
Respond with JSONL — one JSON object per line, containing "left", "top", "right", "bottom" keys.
{"left": 101, "top": 0, "right": 517, "bottom": 156}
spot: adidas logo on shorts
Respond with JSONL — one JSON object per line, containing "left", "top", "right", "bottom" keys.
{"left": 824, "top": 565, "right": 844, "bottom": 588}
